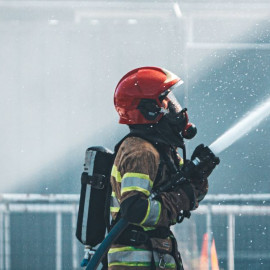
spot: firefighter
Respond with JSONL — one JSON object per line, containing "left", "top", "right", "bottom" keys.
{"left": 109, "top": 67, "right": 219, "bottom": 270}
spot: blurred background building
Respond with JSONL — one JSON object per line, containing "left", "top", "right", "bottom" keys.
{"left": 0, "top": 0, "right": 269, "bottom": 269}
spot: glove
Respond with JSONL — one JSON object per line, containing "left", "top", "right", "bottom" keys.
{"left": 190, "top": 144, "right": 220, "bottom": 179}
{"left": 190, "top": 178, "right": 208, "bottom": 202}
{"left": 80, "top": 246, "right": 95, "bottom": 267}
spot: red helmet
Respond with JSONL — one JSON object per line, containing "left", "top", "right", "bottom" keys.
{"left": 114, "top": 67, "right": 183, "bottom": 124}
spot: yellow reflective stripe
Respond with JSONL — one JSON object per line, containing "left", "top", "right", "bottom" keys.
{"left": 143, "top": 226, "right": 156, "bottom": 231}
{"left": 179, "top": 158, "right": 184, "bottom": 167}
{"left": 165, "top": 263, "right": 177, "bottom": 268}
{"left": 130, "top": 223, "right": 156, "bottom": 231}
{"left": 109, "top": 246, "right": 145, "bottom": 253}
{"left": 121, "top": 186, "right": 150, "bottom": 196}
{"left": 111, "top": 191, "right": 116, "bottom": 197}
{"left": 110, "top": 207, "right": 120, "bottom": 212}
{"left": 111, "top": 165, "right": 122, "bottom": 182}
{"left": 140, "top": 199, "right": 150, "bottom": 225}
{"left": 108, "top": 262, "right": 176, "bottom": 268}
{"left": 123, "top": 172, "right": 153, "bottom": 187}
{"left": 109, "top": 262, "right": 151, "bottom": 267}
{"left": 111, "top": 167, "right": 153, "bottom": 185}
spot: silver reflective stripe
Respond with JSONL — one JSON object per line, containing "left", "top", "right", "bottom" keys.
{"left": 108, "top": 249, "right": 176, "bottom": 267}
{"left": 108, "top": 250, "right": 152, "bottom": 263}
{"left": 121, "top": 177, "right": 152, "bottom": 193}
{"left": 141, "top": 199, "right": 161, "bottom": 226}
{"left": 110, "top": 194, "right": 120, "bottom": 208}
{"left": 81, "top": 185, "right": 91, "bottom": 243}
{"left": 84, "top": 150, "right": 96, "bottom": 175}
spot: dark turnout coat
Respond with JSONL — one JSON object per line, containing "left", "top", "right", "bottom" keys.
{"left": 108, "top": 136, "right": 208, "bottom": 270}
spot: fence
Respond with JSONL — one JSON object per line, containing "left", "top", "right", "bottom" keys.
{"left": 0, "top": 194, "right": 79, "bottom": 270}
{"left": 185, "top": 194, "right": 270, "bottom": 270}
{"left": 0, "top": 193, "right": 269, "bottom": 270}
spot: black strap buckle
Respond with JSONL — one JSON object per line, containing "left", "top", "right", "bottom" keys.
{"left": 130, "top": 230, "right": 149, "bottom": 245}
{"left": 159, "top": 254, "right": 166, "bottom": 269}
{"left": 81, "top": 172, "right": 107, "bottom": 189}
{"left": 177, "top": 210, "right": 191, "bottom": 223}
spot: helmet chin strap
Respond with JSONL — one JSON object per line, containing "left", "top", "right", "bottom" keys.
{"left": 128, "top": 122, "right": 181, "bottom": 146}
{"left": 154, "top": 122, "right": 184, "bottom": 147}
{"left": 153, "top": 119, "right": 187, "bottom": 162}
{"left": 154, "top": 127, "right": 187, "bottom": 162}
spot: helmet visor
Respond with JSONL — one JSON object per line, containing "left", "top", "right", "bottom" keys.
{"left": 160, "top": 88, "right": 187, "bottom": 132}
{"left": 160, "top": 90, "right": 183, "bottom": 115}
{"left": 166, "top": 91, "right": 182, "bottom": 114}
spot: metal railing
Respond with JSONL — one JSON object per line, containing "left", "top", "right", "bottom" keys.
{"left": 195, "top": 195, "right": 270, "bottom": 270}
{"left": 0, "top": 193, "right": 269, "bottom": 270}
{"left": 0, "top": 194, "right": 80, "bottom": 270}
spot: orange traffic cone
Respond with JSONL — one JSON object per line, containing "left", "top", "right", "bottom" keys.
{"left": 200, "top": 233, "right": 219, "bottom": 270}
{"left": 211, "top": 237, "right": 219, "bottom": 270}
{"left": 200, "top": 233, "right": 208, "bottom": 270}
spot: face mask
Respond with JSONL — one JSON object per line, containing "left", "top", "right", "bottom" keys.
{"left": 160, "top": 90, "right": 197, "bottom": 139}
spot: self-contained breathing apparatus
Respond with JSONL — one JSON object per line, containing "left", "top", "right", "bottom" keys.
{"left": 76, "top": 146, "right": 114, "bottom": 267}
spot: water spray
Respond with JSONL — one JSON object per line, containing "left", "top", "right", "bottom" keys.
{"left": 209, "top": 96, "right": 270, "bottom": 155}
{"left": 191, "top": 96, "right": 270, "bottom": 172}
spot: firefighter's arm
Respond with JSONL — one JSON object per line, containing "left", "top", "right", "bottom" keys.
{"left": 119, "top": 148, "right": 163, "bottom": 226}
{"left": 189, "top": 177, "right": 208, "bottom": 203}
{"left": 158, "top": 182, "right": 199, "bottom": 223}
{"left": 121, "top": 181, "right": 200, "bottom": 227}
{"left": 119, "top": 149, "right": 198, "bottom": 227}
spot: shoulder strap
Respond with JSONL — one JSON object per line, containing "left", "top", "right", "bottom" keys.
{"left": 114, "top": 131, "right": 178, "bottom": 187}
{"left": 113, "top": 133, "right": 133, "bottom": 153}
{"left": 104, "top": 181, "right": 112, "bottom": 232}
